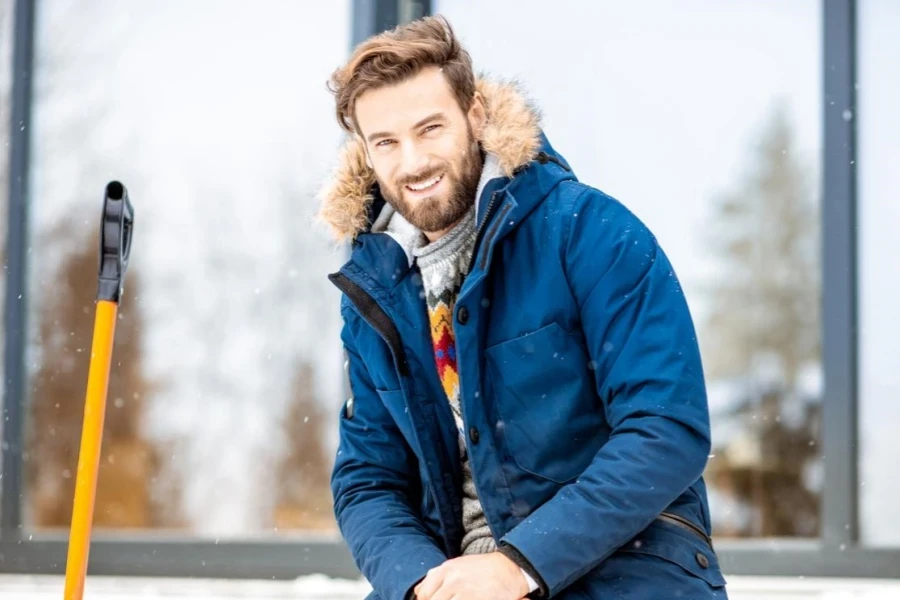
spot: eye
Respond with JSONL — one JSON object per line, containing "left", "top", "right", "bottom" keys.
{"left": 375, "top": 139, "right": 395, "bottom": 148}
{"left": 423, "top": 124, "right": 441, "bottom": 133}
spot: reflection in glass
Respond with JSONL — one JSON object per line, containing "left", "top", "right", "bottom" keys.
{"left": 434, "top": 0, "right": 823, "bottom": 538}
{"left": 0, "top": 0, "right": 11, "bottom": 231}
{"left": 0, "top": 0, "right": 16, "bottom": 496}
{"left": 701, "top": 107, "right": 821, "bottom": 538}
{"left": 23, "top": 0, "right": 350, "bottom": 537}
{"left": 857, "top": 0, "right": 900, "bottom": 548}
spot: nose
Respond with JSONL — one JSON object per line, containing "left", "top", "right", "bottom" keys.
{"left": 399, "top": 140, "right": 429, "bottom": 178}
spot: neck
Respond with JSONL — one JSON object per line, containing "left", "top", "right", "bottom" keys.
{"left": 413, "top": 205, "right": 478, "bottom": 267}
{"left": 424, "top": 221, "right": 460, "bottom": 243}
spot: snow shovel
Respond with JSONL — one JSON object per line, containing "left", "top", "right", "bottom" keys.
{"left": 63, "top": 181, "right": 135, "bottom": 600}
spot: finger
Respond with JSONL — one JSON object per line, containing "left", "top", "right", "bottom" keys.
{"left": 414, "top": 568, "right": 444, "bottom": 600}
{"left": 413, "top": 574, "right": 429, "bottom": 598}
{"left": 429, "top": 580, "right": 457, "bottom": 600}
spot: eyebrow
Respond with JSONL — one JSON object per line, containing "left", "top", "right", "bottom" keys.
{"left": 366, "top": 112, "right": 445, "bottom": 143}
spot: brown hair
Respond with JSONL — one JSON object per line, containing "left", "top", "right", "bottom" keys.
{"left": 327, "top": 15, "right": 476, "bottom": 135}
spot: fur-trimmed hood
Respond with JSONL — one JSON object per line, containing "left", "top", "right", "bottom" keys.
{"left": 316, "top": 78, "right": 544, "bottom": 242}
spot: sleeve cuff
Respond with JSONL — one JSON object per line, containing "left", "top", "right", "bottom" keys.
{"left": 498, "top": 543, "right": 548, "bottom": 598}
{"left": 521, "top": 568, "right": 539, "bottom": 593}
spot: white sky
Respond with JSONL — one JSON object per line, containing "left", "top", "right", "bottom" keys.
{"left": 7, "top": 0, "right": 898, "bottom": 544}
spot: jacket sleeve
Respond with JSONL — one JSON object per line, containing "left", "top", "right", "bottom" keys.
{"left": 332, "top": 315, "right": 448, "bottom": 600}
{"left": 499, "top": 187, "right": 712, "bottom": 597}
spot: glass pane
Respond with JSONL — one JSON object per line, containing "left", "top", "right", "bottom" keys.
{"left": 0, "top": 0, "right": 15, "bottom": 507}
{"left": 24, "top": 0, "right": 350, "bottom": 537}
{"left": 0, "top": 0, "right": 11, "bottom": 231}
{"left": 858, "top": 0, "right": 900, "bottom": 548}
{"left": 435, "top": 0, "right": 823, "bottom": 538}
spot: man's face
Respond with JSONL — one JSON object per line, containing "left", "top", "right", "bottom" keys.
{"left": 354, "top": 66, "right": 485, "bottom": 239}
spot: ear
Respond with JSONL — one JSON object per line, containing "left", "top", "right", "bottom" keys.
{"left": 468, "top": 91, "right": 487, "bottom": 140}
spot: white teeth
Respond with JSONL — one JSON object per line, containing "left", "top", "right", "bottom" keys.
{"left": 407, "top": 174, "right": 442, "bottom": 191}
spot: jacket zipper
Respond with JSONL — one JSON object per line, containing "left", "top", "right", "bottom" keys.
{"left": 328, "top": 272, "right": 408, "bottom": 377}
{"left": 657, "top": 511, "right": 713, "bottom": 547}
{"left": 466, "top": 190, "right": 500, "bottom": 275}
{"left": 467, "top": 152, "right": 568, "bottom": 274}
{"left": 478, "top": 203, "right": 514, "bottom": 271}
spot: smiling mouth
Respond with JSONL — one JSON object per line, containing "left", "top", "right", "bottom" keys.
{"left": 405, "top": 173, "right": 444, "bottom": 193}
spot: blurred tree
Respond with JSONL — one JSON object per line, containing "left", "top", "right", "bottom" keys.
{"left": 25, "top": 217, "right": 180, "bottom": 529}
{"left": 701, "top": 103, "right": 822, "bottom": 537}
{"left": 271, "top": 360, "right": 335, "bottom": 531}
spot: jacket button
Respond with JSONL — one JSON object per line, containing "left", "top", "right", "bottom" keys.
{"left": 469, "top": 427, "right": 480, "bottom": 444}
{"left": 457, "top": 306, "right": 469, "bottom": 325}
{"left": 695, "top": 552, "right": 710, "bottom": 569}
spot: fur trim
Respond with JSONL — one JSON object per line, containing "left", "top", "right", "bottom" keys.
{"left": 315, "top": 77, "right": 543, "bottom": 242}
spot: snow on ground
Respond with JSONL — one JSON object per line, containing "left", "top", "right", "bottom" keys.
{"left": 0, "top": 574, "right": 372, "bottom": 600}
{"left": 2, "top": 574, "right": 900, "bottom": 600}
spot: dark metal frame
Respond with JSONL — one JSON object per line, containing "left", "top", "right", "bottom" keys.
{"left": 1, "top": 0, "right": 35, "bottom": 537}
{"left": 820, "top": 0, "right": 859, "bottom": 551}
{"left": 3, "top": 0, "right": 898, "bottom": 582}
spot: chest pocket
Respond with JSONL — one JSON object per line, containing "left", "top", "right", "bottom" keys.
{"left": 485, "top": 321, "right": 605, "bottom": 484}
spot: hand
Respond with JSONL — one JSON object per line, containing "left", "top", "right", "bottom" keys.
{"left": 413, "top": 552, "right": 529, "bottom": 600}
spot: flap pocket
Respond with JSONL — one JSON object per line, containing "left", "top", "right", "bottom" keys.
{"left": 485, "top": 322, "right": 602, "bottom": 484}
{"left": 618, "top": 520, "right": 726, "bottom": 588}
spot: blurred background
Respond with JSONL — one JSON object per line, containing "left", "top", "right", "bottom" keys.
{"left": 0, "top": 0, "right": 898, "bottom": 598}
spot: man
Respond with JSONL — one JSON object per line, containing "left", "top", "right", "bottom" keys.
{"left": 318, "top": 15, "right": 728, "bottom": 600}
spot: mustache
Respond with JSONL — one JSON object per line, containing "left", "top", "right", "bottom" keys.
{"left": 397, "top": 166, "right": 445, "bottom": 187}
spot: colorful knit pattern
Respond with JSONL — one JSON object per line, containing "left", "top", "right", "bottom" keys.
{"left": 427, "top": 289, "right": 461, "bottom": 402}
{"left": 414, "top": 207, "right": 476, "bottom": 409}
{"left": 414, "top": 205, "right": 494, "bottom": 555}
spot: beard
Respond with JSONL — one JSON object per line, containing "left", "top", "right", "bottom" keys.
{"left": 379, "top": 128, "right": 483, "bottom": 234}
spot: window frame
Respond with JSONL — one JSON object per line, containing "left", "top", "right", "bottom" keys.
{"left": 4, "top": 0, "right": 898, "bottom": 581}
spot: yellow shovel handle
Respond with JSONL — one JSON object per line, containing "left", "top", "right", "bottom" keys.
{"left": 62, "top": 181, "right": 133, "bottom": 599}
{"left": 63, "top": 299, "right": 118, "bottom": 600}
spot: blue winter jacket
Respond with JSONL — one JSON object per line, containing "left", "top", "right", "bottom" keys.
{"left": 318, "top": 79, "right": 728, "bottom": 600}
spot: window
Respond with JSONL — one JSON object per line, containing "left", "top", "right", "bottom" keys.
{"left": 857, "top": 0, "right": 900, "bottom": 548}
{"left": 0, "top": 0, "right": 13, "bottom": 492}
{"left": 434, "top": 0, "right": 823, "bottom": 538}
{"left": 0, "top": 1, "right": 11, "bottom": 234}
{"left": 23, "top": 0, "right": 350, "bottom": 538}
{"left": 4, "top": 0, "right": 894, "bottom": 585}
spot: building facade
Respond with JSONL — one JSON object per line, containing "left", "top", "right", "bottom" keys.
{"left": 0, "top": 0, "right": 897, "bottom": 587}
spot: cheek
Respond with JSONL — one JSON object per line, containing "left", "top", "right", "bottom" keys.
{"left": 371, "top": 159, "right": 398, "bottom": 185}
{"left": 429, "top": 136, "right": 463, "bottom": 166}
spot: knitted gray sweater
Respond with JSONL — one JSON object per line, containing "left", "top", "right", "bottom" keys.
{"left": 413, "top": 206, "right": 496, "bottom": 555}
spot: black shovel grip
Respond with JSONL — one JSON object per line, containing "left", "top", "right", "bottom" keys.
{"left": 97, "top": 181, "right": 135, "bottom": 302}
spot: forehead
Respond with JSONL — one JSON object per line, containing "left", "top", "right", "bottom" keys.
{"left": 355, "top": 66, "right": 462, "bottom": 136}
